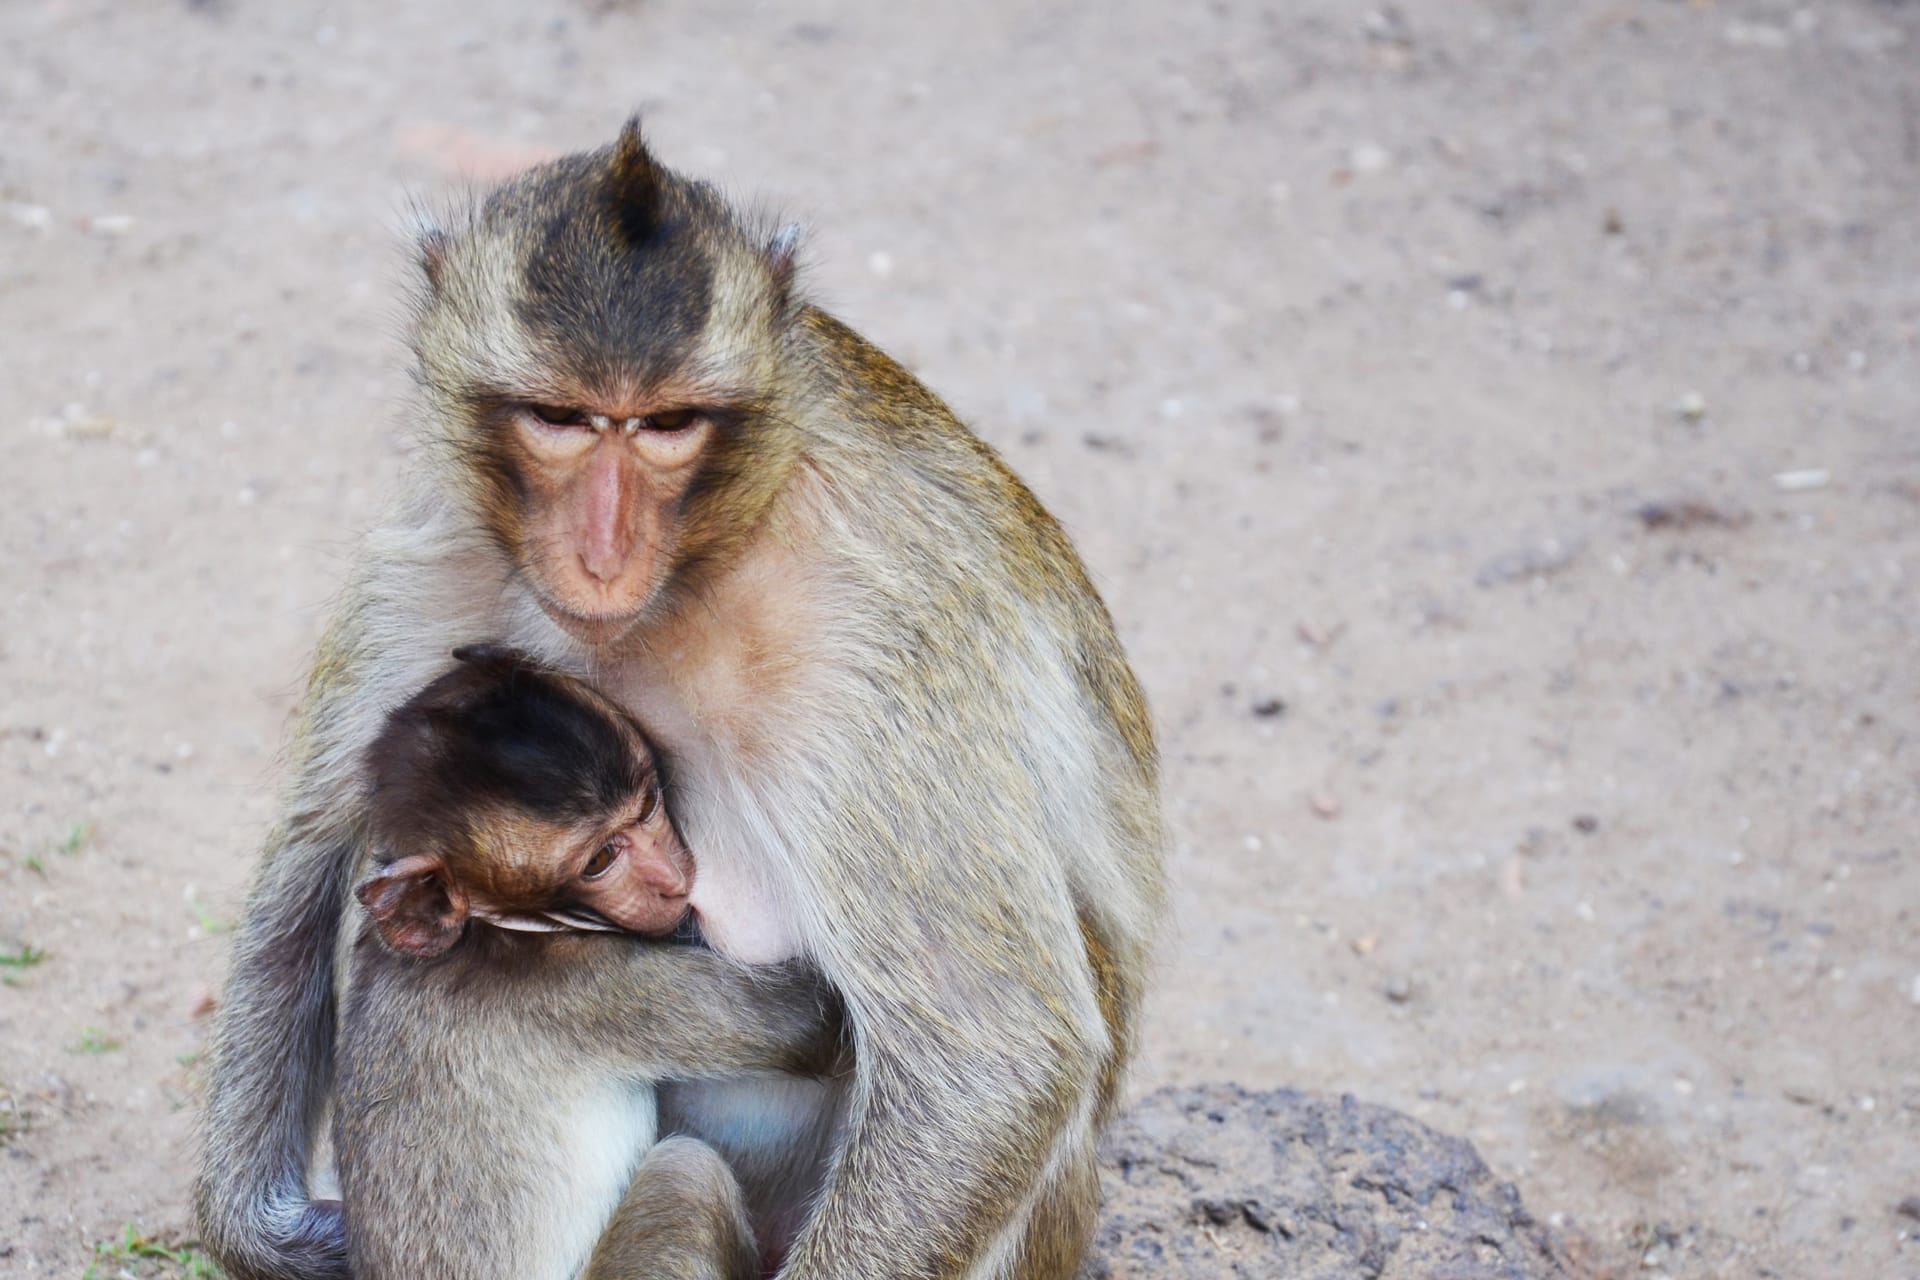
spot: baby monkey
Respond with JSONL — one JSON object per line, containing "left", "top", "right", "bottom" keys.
{"left": 354, "top": 642, "right": 699, "bottom": 952}
{"left": 334, "top": 645, "right": 837, "bottom": 1280}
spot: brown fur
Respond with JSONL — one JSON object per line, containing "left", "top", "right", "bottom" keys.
{"left": 196, "top": 119, "right": 1163, "bottom": 1280}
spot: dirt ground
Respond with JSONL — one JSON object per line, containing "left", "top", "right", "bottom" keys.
{"left": 2, "top": 0, "right": 1916, "bottom": 1276}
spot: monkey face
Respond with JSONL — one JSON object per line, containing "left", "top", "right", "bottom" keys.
{"left": 496, "top": 403, "right": 718, "bottom": 640}
{"left": 407, "top": 121, "right": 804, "bottom": 643}
{"left": 544, "top": 787, "right": 694, "bottom": 936}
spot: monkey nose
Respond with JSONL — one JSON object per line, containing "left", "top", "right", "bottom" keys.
{"left": 578, "top": 525, "right": 633, "bottom": 584}
{"left": 579, "top": 547, "right": 624, "bottom": 584}
{"left": 639, "top": 861, "right": 691, "bottom": 898}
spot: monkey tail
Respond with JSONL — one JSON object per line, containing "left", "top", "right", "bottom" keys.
{"left": 195, "top": 828, "right": 357, "bottom": 1280}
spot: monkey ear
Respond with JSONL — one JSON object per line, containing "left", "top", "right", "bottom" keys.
{"left": 416, "top": 226, "right": 449, "bottom": 293}
{"left": 355, "top": 854, "right": 470, "bottom": 959}
{"left": 606, "top": 116, "right": 663, "bottom": 242}
{"left": 767, "top": 222, "right": 803, "bottom": 292}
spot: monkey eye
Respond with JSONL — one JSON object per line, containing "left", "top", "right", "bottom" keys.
{"left": 528, "top": 403, "right": 589, "bottom": 428}
{"left": 581, "top": 841, "right": 621, "bottom": 879}
{"left": 638, "top": 786, "right": 661, "bottom": 823}
{"left": 643, "top": 409, "right": 698, "bottom": 432}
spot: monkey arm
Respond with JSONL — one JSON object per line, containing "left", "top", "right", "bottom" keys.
{"left": 517, "top": 937, "right": 847, "bottom": 1081}
{"left": 195, "top": 812, "right": 359, "bottom": 1280}
{"left": 196, "top": 601, "right": 383, "bottom": 1280}
{"left": 758, "top": 708, "right": 1116, "bottom": 1280}
{"left": 786, "top": 885, "right": 1106, "bottom": 1280}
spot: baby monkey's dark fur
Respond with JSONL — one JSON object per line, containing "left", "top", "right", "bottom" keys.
{"left": 336, "top": 648, "right": 839, "bottom": 1279}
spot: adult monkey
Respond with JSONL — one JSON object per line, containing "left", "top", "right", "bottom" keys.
{"left": 196, "top": 119, "right": 1163, "bottom": 1280}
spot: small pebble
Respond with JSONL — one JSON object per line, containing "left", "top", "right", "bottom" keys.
{"left": 1251, "top": 698, "right": 1286, "bottom": 718}
{"left": 1296, "top": 620, "right": 1341, "bottom": 648}
{"left": 1723, "top": 21, "right": 1790, "bottom": 49}
{"left": 83, "top": 214, "right": 136, "bottom": 237}
{"left": 1309, "top": 788, "right": 1342, "bottom": 819}
{"left": 1350, "top": 143, "right": 1391, "bottom": 173}
{"left": 1382, "top": 975, "right": 1413, "bottom": 1003}
{"left": 6, "top": 202, "right": 54, "bottom": 232}
{"left": 1364, "top": 8, "right": 1414, "bottom": 47}
{"left": 1674, "top": 391, "right": 1707, "bottom": 421}
{"left": 63, "top": 411, "right": 117, "bottom": 440}
{"left": 1349, "top": 934, "right": 1377, "bottom": 957}
{"left": 1773, "top": 468, "right": 1829, "bottom": 492}
{"left": 1571, "top": 814, "right": 1599, "bottom": 834}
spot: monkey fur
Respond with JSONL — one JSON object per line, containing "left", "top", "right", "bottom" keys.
{"left": 196, "top": 118, "right": 1162, "bottom": 1280}
{"left": 338, "top": 644, "right": 837, "bottom": 1279}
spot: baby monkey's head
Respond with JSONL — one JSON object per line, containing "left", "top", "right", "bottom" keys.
{"left": 357, "top": 644, "right": 690, "bottom": 959}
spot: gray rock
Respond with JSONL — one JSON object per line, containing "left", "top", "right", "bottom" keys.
{"left": 1081, "top": 1084, "right": 1576, "bottom": 1279}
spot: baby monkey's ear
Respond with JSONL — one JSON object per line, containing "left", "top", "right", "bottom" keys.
{"left": 355, "top": 854, "right": 470, "bottom": 959}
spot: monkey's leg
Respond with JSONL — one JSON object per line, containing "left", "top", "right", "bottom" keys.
{"left": 585, "top": 1137, "right": 757, "bottom": 1280}
{"left": 1004, "top": 1140, "right": 1101, "bottom": 1280}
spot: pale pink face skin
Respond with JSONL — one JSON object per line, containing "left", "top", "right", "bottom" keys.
{"left": 552, "top": 812, "right": 692, "bottom": 935}
{"left": 508, "top": 406, "right": 716, "bottom": 645}
{"left": 474, "top": 790, "right": 693, "bottom": 937}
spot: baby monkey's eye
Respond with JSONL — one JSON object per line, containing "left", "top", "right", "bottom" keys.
{"left": 581, "top": 842, "right": 620, "bottom": 879}
{"left": 638, "top": 787, "right": 661, "bottom": 823}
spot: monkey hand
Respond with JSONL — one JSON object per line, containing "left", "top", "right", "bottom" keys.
{"left": 204, "top": 1193, "right": 347, "bottom": 1280}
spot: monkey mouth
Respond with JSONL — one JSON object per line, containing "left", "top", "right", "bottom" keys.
{"left": 529, "top": 586, "right": 648, "bottom": 646}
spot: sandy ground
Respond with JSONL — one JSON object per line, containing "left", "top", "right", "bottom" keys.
{"left": 2, "top": 0, "right": 1917, "bottom": 1276}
